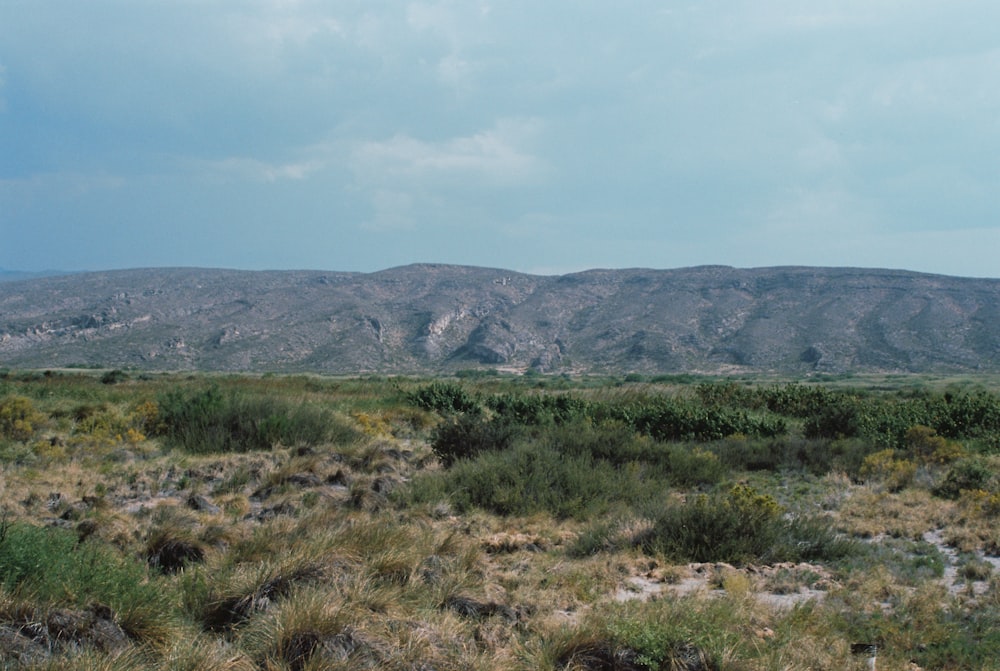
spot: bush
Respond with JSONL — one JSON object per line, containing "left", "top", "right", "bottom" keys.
{"left": 934, "top": 457, "right": 996, "bottom": 500}
{"left": 859, "top": 449, "right": 917, "bottom": 492}
{"left": 100, "top": 369, "right": 129, "bottom": 385}
{"left": 638, "top": 484, "right": 858, "bottom": 565}
{"left": 695, "top": 380, "right": 758, "bottom": 409}
{"left": 927, "top": 390, "right": 1000, "bottom": 439}
{"left": 540, "top": 419, "right": 656, "bottom": 466}
{"left": 407, "top": 381, "right": 480, "bottom": 415}
{"left": 664, "top": 445, "right": 728, "bottom": 487}
{"left": 613, "top": 397, "right": 786, "bottom": 442}
{"left": 411, "top": 442, "right": 659, "bottom": 519}
{"left": 827, "top": 438, "right": 879, "bottom": 477}
{"left": 429, "top": 413, "right": 520, "bottom": 467}
{"left": 0, "top": 395, "right": 45, "bottom": 441}
{"left": 804, "top": 396, "right": 864, "bottom": 439}
{"left": 761, "top": 383, "right": 836, "bottom": 417}
{"left": 484, "top": 392, "right": 589, "bottom": 425}
{"left": 639, "top": 484, "right": 783, "bottom": 564}
{"left": 602, "top": 599, "right": 740, "bottom": 671}
{"left": 904, "top": 425, "right": 964, "bottom": 464}
{"left": 776, "top": 515, "right": 861, "bottom": 562}
{"left": 155, "top": 386, "right": 349, "bottom": 453}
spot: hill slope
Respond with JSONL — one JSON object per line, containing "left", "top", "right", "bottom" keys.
{"left": 1, "top": 265, "right": 998, "bottom": 374}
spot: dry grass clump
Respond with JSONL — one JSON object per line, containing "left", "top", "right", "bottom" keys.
{"left": 155, "top": 635, "right": 258, "bottom": 671}
{"left": 196, "top": 560, "right": 328, "bottom": 634}
{"left": 549, "top": 631, "right": 646, "bottom": 671}
{"left": 837, "top": 487, "right": 952, "bottom": 540}
{"left": 143, "top": 506, "right": 209, "bottom": 574}
{"left": 217, "top": 587, "right": 376, "bottom": 669}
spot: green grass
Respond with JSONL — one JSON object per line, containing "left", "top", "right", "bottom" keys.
{"left": 0, "top": 521, "right": 177, "bottom": 639}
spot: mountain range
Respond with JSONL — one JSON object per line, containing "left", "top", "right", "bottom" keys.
{"left": 1, "top": 265, "right": 998, "bottom": 375}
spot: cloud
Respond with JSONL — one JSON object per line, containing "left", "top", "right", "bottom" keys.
{"left": 193, "top": 155, "right": 327, "bottom": 184}
{"left": 763, "top": 185, "right": 878, "bottom": 238}
{"left": 362, "top": 189, "right": 417, "bottom": 232}
{"left": 346, "top": 118, "right": 549, "bottom": 236}
{"left": 0, "top": 172, "right": 124, "bottom": 202}
{"left": 352, "top": 118, "right": 546, "bottom": 187}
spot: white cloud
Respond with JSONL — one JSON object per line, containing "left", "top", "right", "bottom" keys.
{"left": 194, "top": 155, "right": 326, "bottom": 183}
{"left": 225, "top": 6, "right": 347, "bottom": 72}
{"left": 436, "top": 52, "right": 474, "bottom": 88}
{"left": 406, "top": 2, "right": 458, "bottom": 38}
{"left": 352, "top": 118, "right": 546, "bottom": 187}
{"left": 405, "top": 1, "right": 491, "bottom": 43}
{"left": 762, "top": 185, "right": 878, "bottom": 240}
{"left": 796, "top": 133, "right": 845, "bottom": 173}
{"left": 361, "top": 189, "right": 417, "bottom": 232}
{"left": 0, "top": 172, "right": 124, "bottom": 205}
{"left": 404, "top": 1, "right": 491, "bottom": 89}
{"left": 347, "top": 117, "right": 549, "bottom": 237}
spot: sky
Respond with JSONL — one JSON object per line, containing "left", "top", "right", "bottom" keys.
{"left": 2, "top": 1, "right": 999, "bottom": 278}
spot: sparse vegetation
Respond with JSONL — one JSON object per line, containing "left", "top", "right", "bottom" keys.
{"left": 0, "top": 371, "right": 998, "bottom": 669}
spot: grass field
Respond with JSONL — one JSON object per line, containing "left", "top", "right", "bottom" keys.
{"left": 0, "top": 369, "right": 997, "bottom": 670}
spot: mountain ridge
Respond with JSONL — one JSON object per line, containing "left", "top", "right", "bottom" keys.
{"left": 1, "top": 265, "right": 998, "bottom": 375}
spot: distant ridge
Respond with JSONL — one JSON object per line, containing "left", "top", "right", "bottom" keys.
{"left": 0, "top": 268, "right": 75, "bottom": 283}
{"left": 1, "top": 265, "right": 998, "bottom": 374}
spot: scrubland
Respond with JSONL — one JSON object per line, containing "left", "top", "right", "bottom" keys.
{"left": 0, "top": 370, "right": 998, "bottom": 670}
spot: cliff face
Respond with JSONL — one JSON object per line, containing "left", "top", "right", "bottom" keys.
{"left": 1, "top": 265, "right": 998, "bottom": 374}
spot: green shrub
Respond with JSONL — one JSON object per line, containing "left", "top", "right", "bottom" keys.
{"left": 904, "top": 425, "right": 964, "bottom": 463}
{"left": 859, "top": 449, "right": 917, "bottom": 492}
{"left": 926, "top": 390, "right": 1000, "bottom": 439}
{"left": 638, "top": 484, "right": 857, "bottom": 565}
{"left": 484, "top": 392, "right": 589, "bottom": 425}
{"left": 614, "top": 397, "right": 786, "bottom": 442}
{"left": 429, "top": 413, "right": 521, "bottom": 467}
{"left": 155, "top": 386, "right": 349, "bottom": 453}
{"left": 934, "top": 457, "right": 996, "bottom": 499}
{"left": 663, "top": 445, "right": 728, "bottom": 487}
{"left": 761, "top": 383, "right": 836, "bottom": 417}
{"left": 638, "top": 484, "right": 783, "bottom": 564}
{"left": 804, "top": 396, "right": 864, "bottom": 439}
{"left": 695, "top": 380, "right": 758, "bottom": 410}
{"left": 540, "top": 419, "right": 656, "bottom": 465}
{"left": 407, "top": 381, "right": 481, "bottom": 415}
{"left": 603, "top": 599, "right": 739, "bottom": 671}
{"left": 827, "top": 438, "right": 879, "bottom": 477}
{"left": 410, "top": 442, "right": 657, "bottom": 519}
{"left": 567, "top": 519, "right": 623, "bottom": 558}
{"left": 710, "top": 435, "right": 782, "bottom": 471}
{"left": 710, "top": 435, "right": 850, "bottom": 475}
{"left": 775, "top": 515, "right": 861, "bottom": 563}
{"left": 799, "top": 388, "right": 1000, "bottom": 449}
{"left": 100, "top": 369, "right": 130, "bottom": 385}
{"left": 540, "top": 419, "right": 729, "bottom": 486}
{"left": 0, "top": 395, "right": 45, "bottom": 441}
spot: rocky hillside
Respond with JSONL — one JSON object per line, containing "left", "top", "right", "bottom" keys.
{"left": 1, "top": 264, "right": 998, "bottom": 374}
